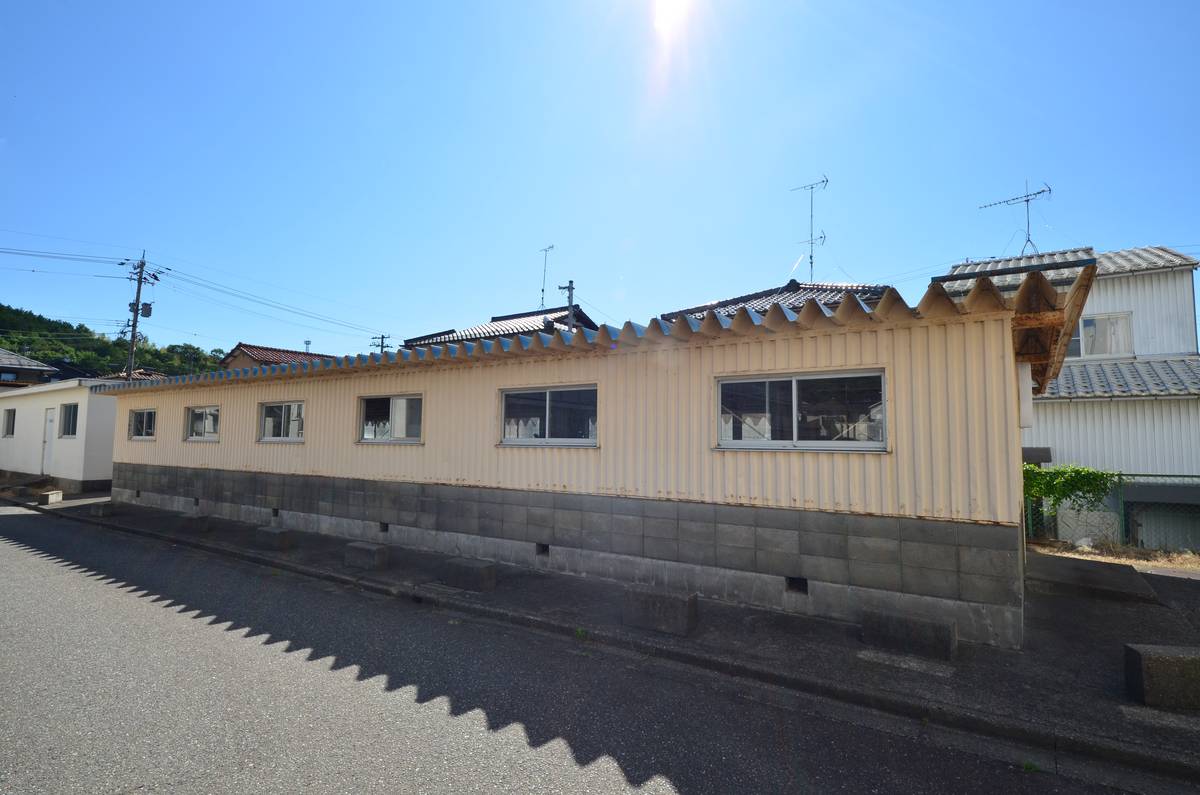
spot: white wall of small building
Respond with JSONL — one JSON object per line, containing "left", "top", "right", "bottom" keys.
{"left": 1080, "top": 269, "right": 1197, "bottom": 356}
{"left": 0, "top": 381, "right": 117, "bottom": 482}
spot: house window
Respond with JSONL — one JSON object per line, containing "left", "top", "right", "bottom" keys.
{"left": 360, "top": 395, "right": 422, "bottom": 442}
{"left": 59, "top": 403, "right": 79, "bottom": 437}
{"left": 1066, "top": 313, "right": 1132, "bottom": 358}
{"left": 260, "top": 401, "right": 304, "bottom": 441}
{"left": 0, "top": 373, "right": 15, "bottom": 382}
{"left": 186, "top": 406, "right": 220, "bottom": 441}
{"left": 2, "top": 408, "right": 14, "bottom": 437}
{"left": 502, "top": 386, "right": 597, "bottom": 445}
{"left": 718, "top": 372, "right": 886, "bottom": 451}
{"left": 129, "top": 409, "right": 156, "bottom": 440}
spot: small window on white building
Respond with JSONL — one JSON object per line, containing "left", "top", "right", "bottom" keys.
{"left": 502, "top": 387, "right": 597, "bottom": 445}
{"left": 186, "top": 406, "right": 220, "bottom": 441}
{"left": 1066, "top": 313, "right": 1133, "bottom": 358}
{"left": 59, "top": 403, "right": 79, "bottom": 437}
{"left": 129, "top": 409, "right": 156, "bottom": 440}
{"left": 360, "top": 395, "right": 422, "bottom": 442}
{"left": 2, "top": 408, "right": 14, "bottom": 437}
{"left": 718, "top": 372, "right": 886, "bottom": 451}
{"left": 260, "top": 401, "right": 304, "bottom": 441}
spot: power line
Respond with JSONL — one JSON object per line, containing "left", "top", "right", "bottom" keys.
{"left": 0, "top": 246, "right": 131, "bottom": 265}
{"left": 158, "top": 282, "right": 371, "bottom": 340}
{"left": 0, "top": 264, "right": 127, "bottom": 279}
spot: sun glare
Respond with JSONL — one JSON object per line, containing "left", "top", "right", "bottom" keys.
{"left": 653, "top": 0, "right": 693, "bottom": 44}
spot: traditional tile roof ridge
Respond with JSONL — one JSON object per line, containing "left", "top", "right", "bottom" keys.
{"left": 404, "top": 305, "right": 598, "bottom": 347}
{"left": 943, "top": 245, "right": 1196, "bottom": 293}
{"left": 663, "top": 279, "right": 889, "bottom": 320}
{"left": 0, "top": 346, "right": 57, "bottom": 372}
{"left": 221, "top": 342, "right": 333, "bottom": 366}
{"left": 101, "top": 368, "right": 170, "bottom": 381}
{"left": 1038, "top": 356, "right": 1200, "bottom": 399}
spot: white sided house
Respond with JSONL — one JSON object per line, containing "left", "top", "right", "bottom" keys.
{"left": 95, "top": 268, "right": 1094, "bottom": 649}
{"left": 945, "top": 246, "right": 1200, "bottom": 549}
{"left": 0, "top": 379, "right": 119, "bottom": 492}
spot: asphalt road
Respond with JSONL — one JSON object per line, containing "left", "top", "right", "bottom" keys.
{"left": 0, "top": 508, "right": 1166, "bottom": 794}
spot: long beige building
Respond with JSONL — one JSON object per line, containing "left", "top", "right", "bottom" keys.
{"left": 98, "top": 265, "right": 1093, "bottom": 648}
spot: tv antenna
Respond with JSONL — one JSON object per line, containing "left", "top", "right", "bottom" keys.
{"left": 980, "top": 182, "right": 1052, "bottom": 256}
{"left": 538, "top": 244, "right": 555, "bottom": 309}
{"left": 790, "top": 176, "right": 828, "bottom": 282}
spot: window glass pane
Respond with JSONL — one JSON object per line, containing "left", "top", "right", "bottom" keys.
{"left": 768, "top": 381, "right": 793, "bottom": 441}
{"left": 548, "top": 389, "right": 597, "bottom": 440}
{"left": 796, "top": 376, "right": 883, "bottom": 443}
{"left": 720, "top": 381, "right": 767, "bottom": 441}
{"left": 3, "top": 408, "right": 15, "bottom": 435}
{"left": 1065, "top": 324, "right": 1081, "bottom": 358}
{"left": 206, "top": 408, "right": 219, "bottom": 436}
{"left": 285, "top": 403, "right": 303, "bottom": 438}
{"left": 1081, "top": 315, "right": 1131, "bottom": 356}
{"left": 401, "top": 397, "right": 422, "bottom": 439}
{"left": 262, "top": 405, "right": 283, "bottom": 438}
{"left": 144, "top": 411, "right": 155, "bottom": 437}
{"left": 503, "top": 391, "right": 546, "bottom": 439}
{"left": 61, "top": 404, "right": 78, "bottom": 436}
{"left": 362, "top": 397, "right": 391, "bottom": 440}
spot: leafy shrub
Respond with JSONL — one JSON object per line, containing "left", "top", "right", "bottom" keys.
{"left": 1023, "top": 464, "right": 1120, "bottom": 514}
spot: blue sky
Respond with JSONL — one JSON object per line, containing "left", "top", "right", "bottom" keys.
{"left": 2, "top": 1, "right": 1197, "bottom": 356}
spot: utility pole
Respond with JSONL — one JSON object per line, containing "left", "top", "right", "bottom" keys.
{"left": 124, "top": 251, "right": 157, "bottom": 382}
{"left": 539, "top": 245, "right": 555, "bottom": 309}
{"left": 790, "top": 176, "right": 828, "bottom": 282}
{"left": 557, "top": 279, "right": 576, "bottom": 332}
{"left": 370, "top": 334, "right": 392, "bottom": 355}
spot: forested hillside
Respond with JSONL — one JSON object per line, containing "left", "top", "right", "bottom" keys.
{"left": 0, "top": 303, "right": 224, "bottom": 375}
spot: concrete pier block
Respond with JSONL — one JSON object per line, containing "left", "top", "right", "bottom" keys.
{"left": 621, "top": 585, "right": 698, "bottom": 637}
{"left": 345, "top": 541, "right": 389, "bottom": 570}
{"left": 1125, "top": 644, "right": 1200, "bottom": 709}
{"left": 441, "top": 557, "right": 497, "bottom": 591}
{"left": 89, "top": 502, "right": 115, "bottom": 518}
{"left": 255, "top": 526, "right": 295, "bottom": 551}
{"left": 37, "top": 490, "right": 63, "bottom": 505}
{"left": 861, "top": 609, "right": 958, "bottom": 660}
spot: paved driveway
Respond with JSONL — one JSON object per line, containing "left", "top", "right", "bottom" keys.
{"left": 0, "top": 508, "right": 1148, "bottom": 793}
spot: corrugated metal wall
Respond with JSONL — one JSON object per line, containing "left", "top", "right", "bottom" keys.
{"left": 112, "top": 316, "right": 1021, "bottom": 523}
{"left": 1083, "top": 270, "right": 1198, "bottom": 355}
{"left": 1022, "top": 398, "right": 1200, "bottom": 475}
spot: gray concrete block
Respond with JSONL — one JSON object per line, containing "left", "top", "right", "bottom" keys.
{"left": 612, "top": 513, "right": 643, "bottom": 536}
{"left": 958, "top": 548, "right": 1019, "bottom": 578}
{"left": 756, "top": 550, "right": 803, "bottom": 577}
{"left": 89, "top": 502, "right": 115, "bottom": 518}
{"left": 526, "top": 523, "right": 554, "bottom": 545}
{"left": 477, "top": 501, "right": 504, "bottom": 521}
{"left": 756, "top": 526, "right": 799, "bottom": 553}
{"left": 527, "top": 491, "right": 555, "bottom": 509}
{"left": 800, "top": 555, "right": 850, "bottom": 585}
{"left": 845, "top": 514, "right": 900, "bottom": 539}
{"left": 554, "top": 509, "right": 582, "bottom": 532}
{"left": 901, "top": 541, "right": 957, "bottom": 571}
{"left": 255, "top": 526, "right": 295, "bottom": 550}
{"left": 581, "top": 510, "right": 611, "bottom": 533}
{"left": 501, "top": 520, "right": 527, "bottom": 542}
{"left": 527, "top": 506, "right": 555, "bottom": 528}
{"left": 1125, "top": 644, "right": 1200, "bottom": 709}
{"left": 716, "top": 523, "right": 755, "bottom": 548}
{"left": 715, "top": 504, "right": 756, "bottom": 526}
{"left": 678, "top": 502, "right": 715, "bottom": 522}
{"left": 754, "top": 506, "right": 798, "bottom": 531}
{"left": 611, "top": 497, "right": 644, "bottom": 517}
{"left": 678, "top": 540, "right": 716, "bottom": 567}
{"left": 610, "top": 532, "right": 643, "bottom": 556}
{"left": 861, "top": 608, "right": 958, "bottom": 660}
{"left": 643, "top": 537, "right": 678, "bottom": 561}
{"left": 643, "top": 517, "right": 678, "bottom": 539}
{"left": 899, "top": 517, "right": 957, "bottom": 546}
{"left": 642, "top": 500, "right": 678, "bottom": 520}
{"left": 553, "top": 525, "right": 581, "bottom": 547}
{"left": 678, "top": 519, "right": 715, "bottom": 545}
{"left": 345, "top": 541, "right": 389, "bottom": 570}
{"left": 440, "top": 557, "right": 497, "bottom": 591}
{"left": 798, "top": 510, "right": 849, "bottom": 534}
{"left": 799, "top": 531, "right": 847, "bottom": 558}
{"left": 716, "top": 545, "right": 756, "bottom": 571}
{"left": 37, "top": 490, "right": 63, "bottom": 505}
{"left": 847, "top": 536, "right": 899, "bottom": 564}
{"left": 502, "top": 503, "right": 528, "bottom": 525}
{"left": 579, "top": 526, "right": 611, "bottom": 552}
{"left": 957, "top": 522, "right": 1021, "bottom": 551}
{"left": 902, "top": 566, "right": 959, "bottom": 600}
{"left": 621, "top": 585, "right": 697, "bottom": 636}
{"left": 849, "top": 560, "right": 902, "bottom": 591}
{"left": 959, "top": 573, "right": 1021, "bottom": 607}
{"left": 580, "top": 494, "right": 611, "bottom": 514}
{"left": 553, "top": 492, "right": 586, "bottom": 510}
{"left": 477, "top": 516, "right": 503, "bottom": 537}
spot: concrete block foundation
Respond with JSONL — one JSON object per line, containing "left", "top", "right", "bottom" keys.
{"left": 1125, "top": 644, "right": 1200, "bottom": 709}
{"left": 622, "top": 585, "right": 698, "bottom": 636}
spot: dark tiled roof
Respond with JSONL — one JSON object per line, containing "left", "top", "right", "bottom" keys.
{"left": 405, "top": 305, "right": 598, "bottom": 346}
{"left": 1039, "top": 357, "right": 1200, "bottom": 399}
{"left": 662, "top": 279, "right": 889, "bottom": 320}
{"left": 942, "top": 246, "right": 1197, "bottom": 293}
{"left": 101, "top": 368, "right": 170, "bottom": 381}
{"left": 0, "top": 347, "right": 56, "bottom": 372}
{"left": 221, "top": 342, "right": 333, "bottom": 367}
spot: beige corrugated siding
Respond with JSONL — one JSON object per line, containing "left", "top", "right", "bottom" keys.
{"left": 112, "top": 315, "right": 1021, "bottom": 523}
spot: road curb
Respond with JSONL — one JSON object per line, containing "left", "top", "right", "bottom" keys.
{"left": 5, "top": 496, "right": 1199, "bottom": 783}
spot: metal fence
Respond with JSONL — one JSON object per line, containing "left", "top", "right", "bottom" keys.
{"left": 1026, "top": 474, "right": 1200, "bottom": 551}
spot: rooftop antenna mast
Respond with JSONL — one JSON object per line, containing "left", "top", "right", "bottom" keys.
{"left": 790, "top": 176, "right": 828, "bottom": 282}
{"left": 980, "top": 181, "right": 1052, "bottom": 256}
{"left": 538, "top": 244, "right": 555, "bottom": 309}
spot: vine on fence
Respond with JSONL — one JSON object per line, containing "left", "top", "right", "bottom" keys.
{"left": 1023, "top": 464, "right": 1120, "bottom": 514}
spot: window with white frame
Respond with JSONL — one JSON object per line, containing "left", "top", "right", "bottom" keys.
{"left": 2, "top": 408, "right": 14, "bottom": 437}
{"left": 59, "top": 403, "right": 79, "bottom": 437}
{"left": 718, "top": 372, "right": 886, "bottom": 450}
{"left": 502, "top": 386, "right": 597, "bottom": 445}
{"left": 186, "top": 406, "right": 220, "bottom": 441}
{"left": 129, "top": 409, "right": 156, "bottom": 439}
{"left": 1066, "top": 313, "right": 1133, "bottom": 358}
{"left": 260, "top": 401, "right": 304, "bottom": 441}
{"left": 360, "top": 395, "right": 422, "bottom": 442}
